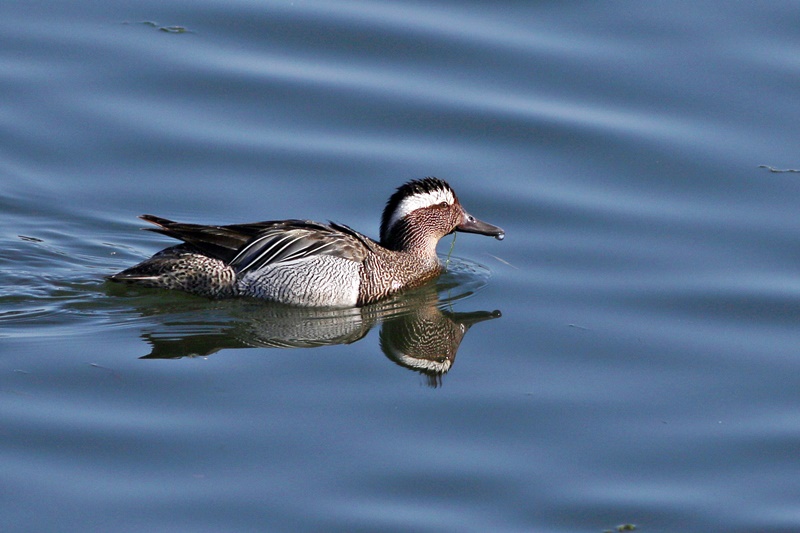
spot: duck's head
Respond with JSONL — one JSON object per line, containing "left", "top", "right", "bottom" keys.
{"left": 379, "top": 177, "right": 505, "bottom": 252}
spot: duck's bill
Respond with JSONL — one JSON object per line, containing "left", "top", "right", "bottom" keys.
{"left": 456, "top": 213, "right": 505, "bottom": 241}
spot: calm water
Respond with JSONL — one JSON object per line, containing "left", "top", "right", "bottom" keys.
{"left": 3, "top": 1, "right": 800, "bottom": 531}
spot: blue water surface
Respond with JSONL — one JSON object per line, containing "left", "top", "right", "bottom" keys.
{"left": 3, "top": 1, "right": 800, "bottom": 532}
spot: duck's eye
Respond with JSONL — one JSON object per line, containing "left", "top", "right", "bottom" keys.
{"left": 438, "top": 201, "right": 448, "bottom": 208}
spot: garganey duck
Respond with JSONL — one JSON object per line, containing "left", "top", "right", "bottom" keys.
{"left": 110, "top": 177, "right": 504, "bottom": 307}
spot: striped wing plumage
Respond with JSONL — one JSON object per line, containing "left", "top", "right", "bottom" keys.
{"left": 139, "top": 215, "right": 370, "bottom": 273}
{"left": 230, "top": 225, "right": 366, "bottom": 274}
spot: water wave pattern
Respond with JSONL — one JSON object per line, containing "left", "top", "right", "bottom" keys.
{"left": 3, "top": 1, "right": 800, "bottom": 531}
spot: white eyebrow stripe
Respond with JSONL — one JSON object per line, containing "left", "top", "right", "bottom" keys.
{"left": 386, "top": 188, "right": 454, "bottom": 234}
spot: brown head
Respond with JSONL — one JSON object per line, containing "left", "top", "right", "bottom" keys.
{"left": 379, "top": 177, "right": 504, "bottom": 254}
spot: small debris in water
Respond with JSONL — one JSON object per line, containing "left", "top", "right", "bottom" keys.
{"left": 602, "top": 525, "right": 636, "bottom": 533}
{"left": 568, "top": 323, "right": 590, "bottom": 331}
{"left": 160, "top": 26, "right": 189, "bottom": 34}
{"left": 485, "top": 253, "right": 517, "bottom": 269}
{"left": 759, "top": 165, "right": 800, "bottom": 173}
{"left": 126, "top": 21, "right": 192, "bottom": 34}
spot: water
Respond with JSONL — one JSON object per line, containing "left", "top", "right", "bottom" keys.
{"left": 3, "top": 1, "right": 800, "bottom": 531}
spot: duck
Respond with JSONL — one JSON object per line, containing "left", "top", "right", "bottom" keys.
{"left": 109, "top": 177, "right": 504, "bottom": 307}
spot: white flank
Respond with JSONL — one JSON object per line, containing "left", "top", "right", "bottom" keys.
{"left": 387, "top": 188, "right": 455, "bottom": 233}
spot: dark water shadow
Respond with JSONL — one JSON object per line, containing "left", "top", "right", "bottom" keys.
{"left": 105, "top": 257, "right": 501, "bottom": 387}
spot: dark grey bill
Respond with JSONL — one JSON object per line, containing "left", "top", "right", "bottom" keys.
{"left": 456, "top": 212, "right": 505, "bottom": 241}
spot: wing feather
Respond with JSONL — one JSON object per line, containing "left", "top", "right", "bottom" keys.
{"left": 230, "top": 227, "right": 367, "bottom": 273}
{"left": 138, "top": 216, "right": 372, "bottom": 272}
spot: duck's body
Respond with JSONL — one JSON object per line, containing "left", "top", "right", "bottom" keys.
{"left": 110, "top": 178, "right": 504, "bottom": 307}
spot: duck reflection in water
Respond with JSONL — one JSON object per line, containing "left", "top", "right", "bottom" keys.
{"left": 378, "top": 299, "right": 499, "bottom": 387}
{"left": 118, "top": 273, "right": 500, "bottom": 387}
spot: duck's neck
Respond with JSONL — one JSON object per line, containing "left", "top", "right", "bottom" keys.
{"left": 381, "top": 222, "right": 440, "bottom": 259}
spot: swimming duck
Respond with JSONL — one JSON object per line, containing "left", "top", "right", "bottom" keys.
{"left": 110, "top": 177, "right": 504, "bottom": 307}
